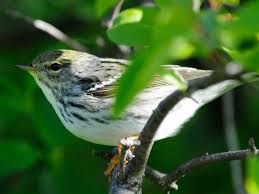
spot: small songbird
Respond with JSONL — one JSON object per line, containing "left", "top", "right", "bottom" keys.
{"left": 17, "top": 49, "right": 211, "bottom": 146}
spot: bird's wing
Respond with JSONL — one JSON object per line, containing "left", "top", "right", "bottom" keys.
{"left": 84, "top": 58, "right": 212, "bottom": 98}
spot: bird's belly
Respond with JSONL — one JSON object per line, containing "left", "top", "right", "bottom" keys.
{"left": 51, "top": 85, "right": 200, "bottom": 146}
{"left": 54, "top": 99, "right": 200, "bottom": 146}
{"left": 62, "top": 111, "right": 143, "bottom": 146}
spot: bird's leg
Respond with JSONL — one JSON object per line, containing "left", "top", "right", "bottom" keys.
{"left": 104, "top": 145, "right": 121, "bottom": 176}
{"left": 104, "top": 136, "right": 140, "bottom": 176}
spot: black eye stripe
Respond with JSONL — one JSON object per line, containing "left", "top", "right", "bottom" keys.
{"left": 61, "top": 62, "right": 71, "bottom": 67}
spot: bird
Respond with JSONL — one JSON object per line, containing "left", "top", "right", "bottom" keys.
{"left": 17, "top": 49, "right": 212, "bottom": 146}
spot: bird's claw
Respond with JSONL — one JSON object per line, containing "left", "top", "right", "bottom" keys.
{"left": 120, "top": 136, "right": 140, "bottom": 148}
{"left": 104, "top": 136, "right": 139, "bottom": 177}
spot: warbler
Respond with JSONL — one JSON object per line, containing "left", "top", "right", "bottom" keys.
{"left": 18, "top": 49, "right": 211, "bottom": 146}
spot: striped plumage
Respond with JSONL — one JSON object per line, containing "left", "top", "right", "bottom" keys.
{"left": 23, "top": 49, "right": 211, "bottom": 146}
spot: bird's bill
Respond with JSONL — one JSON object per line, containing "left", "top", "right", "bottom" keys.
{"left": 16, "top": 64, "right": 37, "bottom": 72}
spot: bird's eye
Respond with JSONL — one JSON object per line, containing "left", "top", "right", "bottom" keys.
{"left": 50, "top": 63, "right": 61, "bottom": 71}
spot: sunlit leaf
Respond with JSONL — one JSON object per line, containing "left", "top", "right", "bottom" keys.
{"left": 113, "top": 8, "right": 143, "bottom": 26}
{"left": 113, "top": 49, "right": 161, "bottom": 115}
{"left": 223, "top": 0, "right": 239, "bottom": 6}
{"left": 0, "top": 140, "right": 40, "bottom": 177}
{"left": 160, "top": 68, "right": 187, "bottom": 92}
{"left": 113, "top": 39, "right": 186, "bottom": 115}
{"left": 168, "top": 37, "right": 195, "bottom": 59}
{"left": 107, "top": 7, "right": 158, "bottom": 46}
{"left": 113, "top": 4, "right": 197, "bottom": 115}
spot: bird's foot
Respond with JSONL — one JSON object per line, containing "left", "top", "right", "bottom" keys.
{"left": 104, "top": 136, "right": 140, "bottom": 177}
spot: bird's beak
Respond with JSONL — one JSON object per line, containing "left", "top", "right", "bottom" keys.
{"left": 16, "top": 64, "right": 37, "bottom": 72}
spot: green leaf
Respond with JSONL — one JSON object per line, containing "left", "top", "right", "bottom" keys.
{"left": 154, "top": 0, "right": 170, "bottom": 7}
{"left": 113, "top": 4, "right": 197, "bottom": 115}
{"left": 223, "top": 0, "right": 239, "bottom": 6}
{"left": 113, "top": 7, "right": 159, "bottom": 26}
{"left": 154, "top": 0, "right": 191, "bottom": 7}
{"left": 107, "top": 7, "right": 158, "bottom": 46}
{"left": 113, "top": 8, "right": 143, "bottom": 26}
{"left": 221, "top": 1, "right": 259, "bottom": 46}
{"left": 168, "top": 36, "right": 196, "bottom": 59}
{"left": 113, "top": 35, "right": 194, "bottom": 115}
{"left": 107, "top": 23, "right": 152, "bottom": 46}
{"left": 95, "top": 0, "right": 118, "bottom": 17}
{"left": 0, "top": 140, "right": 40, "bottom": 177}
{"left": 160, "top": 68, "right": 188, "bottom": 92}
{"left": 113, "top": 49, "right": 162, "bottom": 115}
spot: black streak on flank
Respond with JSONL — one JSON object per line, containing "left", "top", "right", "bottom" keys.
{"left": 58, "top": 99, "right": 72, "bottom": 117}
{"left": 59, "top": 106, "right": 68, "bottom": 122}
{"left": 67, "top": 101, "right": 86, "bottom": 109}
{"left": 59, "top": 99, "right": 67, "bottom": 111}
{"left": 71, "top": 112, "right": 88, "bottom": 121}
{"left": 92, "top": 117, "right": 109, "bottom": 124}
{"left": 68, "top": 119, "right": 74, "bottom": 124}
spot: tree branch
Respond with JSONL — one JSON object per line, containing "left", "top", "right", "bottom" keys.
{"left": 93, "top": 138, "right": 258, "bottom": 192}
{"left": 109, "top": 71, "right": 259, "bottom": 193}
{"left": 161, "top": 138, "right": 259, "bottom": 191}
{"left": 144, "top": 139, "right": 259, "bottom": 192}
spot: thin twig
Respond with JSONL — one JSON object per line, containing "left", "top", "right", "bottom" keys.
{"left": 106, "top": 0, "right": 125, "bottom": 28}
{"left": 145, "top": 166, "right": 166, "bottom": 185}
{"left": 161, "top": 142, "right": 259, "bottom": 190}
{"left": 145, "top": 167, "right": 178, "bottom": 191}
{"left": 6, "top": 10, "right": 87, "bottom": 52}
{"left": 104, "top": 0, "right": 131, "bottom": 58}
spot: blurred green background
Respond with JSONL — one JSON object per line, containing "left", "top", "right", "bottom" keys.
{"left": 0, "top": 0, "right": 259, "bottom": 194}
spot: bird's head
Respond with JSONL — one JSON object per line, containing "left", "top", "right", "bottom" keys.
{"left": 17, "top": 49, "right": 99, "bottom": 98}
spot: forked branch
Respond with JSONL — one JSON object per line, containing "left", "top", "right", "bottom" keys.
{"left": 152, "top": 138, "right": 258, "bottom": 191}
{"left": 109, "top": 71, "right": 259, "bottom": 194}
